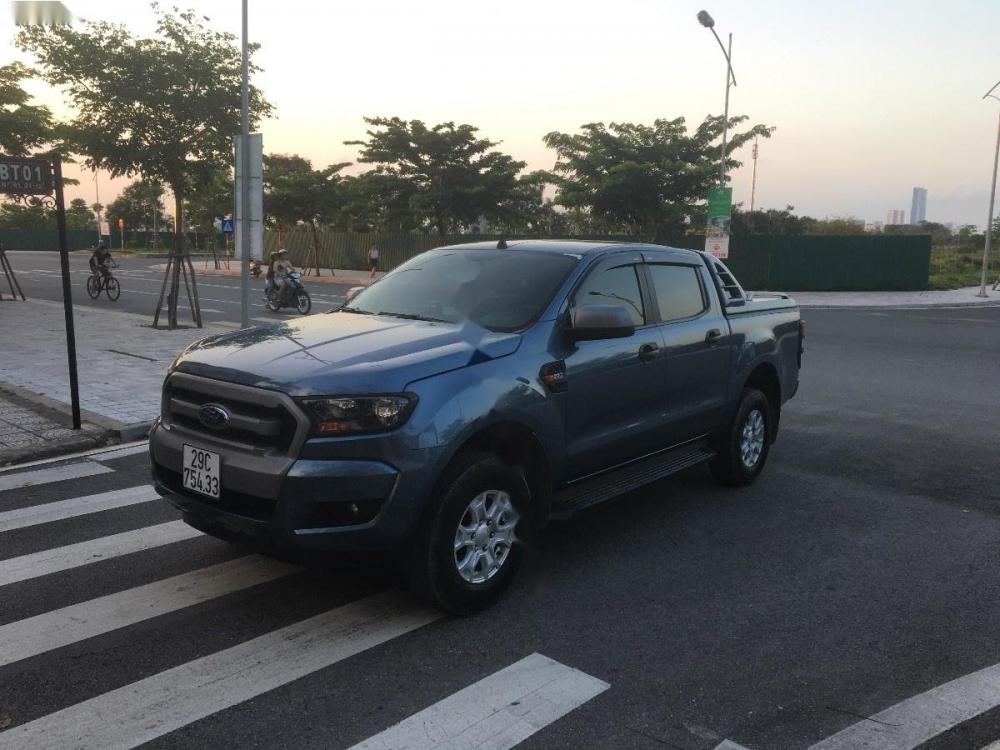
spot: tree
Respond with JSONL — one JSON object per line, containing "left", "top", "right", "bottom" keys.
{"left": 184, "top": 170, "right": 231, "bottom": 239}
{"left": 18, "top": 4, "right": 273, "bottom": 325}
{"left": 66, "top": 197, "right": 95, "bottom": 230}
{"left": 336, "top": 171, "right": 421, "bottom": 234}
{"left": 346, "top": 117, "right": 526, "bottom": 236}
{"left": 731, "top": 205, "right": 814, "bottom": 235}
{"left": 543, "top": 115, "right": 774, "bottom": 240}
{"left": 105, "top": 180, "right": 168, "bottom": 235}
{"left": 263, "top": 154, "right": 348, "bottom": 254}
{"left": 0, "top": 202, "right": 53, "bottom": 229}
{"left": 806, "top": 216, "right": 865, "bottom": 235}
{"left": 0, "top": 62, "right": 54, "bottom": 156}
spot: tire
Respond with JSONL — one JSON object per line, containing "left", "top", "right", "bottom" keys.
{"left": 710, "top": 387, "right": 772, "bottom": 487}
{"left": 295, "top": 289, "right": 311, "bottom": 315}
{"left": 105, "top": 277, "right": 120, "bottom": 301}
{"left": 406, "top": 452, "right": 531, "bottom": 615}
{"left": 265, "top": 295, "right": 281, "bottom": 312}
{"left": 86, "top": 275, "right": 100, "bottom": 299}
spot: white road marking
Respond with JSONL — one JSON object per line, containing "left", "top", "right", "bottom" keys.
{"left": 715, "top": 741, "right": 752, "bottom": 750}
{"left": 0, "top": 461, "right": 112, "bottom": 494}
{"left": 91, "top": 443, "right": 150, "bottom": 462}
{"left": 348, "top": 652, "right": 609, "bottom": 750}
{"left": 0, "top": 485, "right": 160, "bottom": 533}
{"left": 809, "top": 659, "right": 1000, "bottom": 749}
{"left": 2, "top": 590, "right": 440, "bottom": 750}
{"left": 0, "top": 554, "right": 296, "bottom": 668}
{"left": 0, "top": 520, "right": 201, "bottom": 587}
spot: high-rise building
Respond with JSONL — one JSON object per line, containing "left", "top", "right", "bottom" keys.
{"left": 910, "top": 187, "right": 927, "bottom": 225}
{"left": 886, "top": 209, "right": 906, "bottom": 225}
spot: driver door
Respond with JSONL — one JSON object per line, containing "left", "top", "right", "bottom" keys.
{"left": 563, "top": 256, "right": 665, "bottom": 479}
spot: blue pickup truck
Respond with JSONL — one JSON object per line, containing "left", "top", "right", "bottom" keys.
{"left": 150, "top": 240, "right": 803, "bottom": 613}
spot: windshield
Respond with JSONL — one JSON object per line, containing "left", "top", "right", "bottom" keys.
{"left": 342, "top": 249, "right": 578, "bottom": 332}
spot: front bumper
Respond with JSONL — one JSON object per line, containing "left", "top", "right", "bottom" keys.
{"left": 150, "top": 420, "right": 436, "bottom": 554}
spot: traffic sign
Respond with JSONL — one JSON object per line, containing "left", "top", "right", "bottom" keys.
{"left": 221, "top": 218, "right": 235, "bottom": 235}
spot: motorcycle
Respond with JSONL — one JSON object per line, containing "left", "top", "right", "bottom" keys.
{"left": 265, "top": 270, "right": 312, "bottom": 315}
{"left": 249, "top": 258, "right": 264, "bottom": 278}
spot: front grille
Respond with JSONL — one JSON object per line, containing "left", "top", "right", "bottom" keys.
{"left": 157, "top": 464, "right": 277, "bottom": 521}
{"left": 162, "top": 373, "right": 306, "bottom": 455}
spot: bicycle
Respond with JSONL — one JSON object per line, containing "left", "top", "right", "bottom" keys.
{"left": 86, "top": 260, "right": 120, "bottom": 301}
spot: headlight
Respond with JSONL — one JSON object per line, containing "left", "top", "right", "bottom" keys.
{"left": 300, "top": 395, "right": 415, "bottom": 436}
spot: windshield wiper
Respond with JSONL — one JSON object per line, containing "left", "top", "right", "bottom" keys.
{"left": 339, "top": 305, "right": 374, "bottom": 314}
{"left": 377, "top": 311, "right": 451, "bottom": 324}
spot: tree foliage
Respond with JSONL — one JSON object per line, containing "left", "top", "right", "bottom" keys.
{"left": 336, "top": 171, "right": 421, "bottom": 234}
{"left": 346, "top": 117, "right": 526, "bottom": 236}
{"left": 105, "top": 180, "right": 168, "bottom": 233}
{"left": 0, "top": 62, "right": 55, "bottom": 157}
{"left": 731, "top": 205, "right": 815, "bottom": 235}
{"left": 263, "top": 154, "right": 349, "bottom": 254}
{"left": 17, "top": 3, "right": 272, "bottom": 248}
{"left": 544, "top": 115, "right": 774, "bottom": 240}
{"left": 66, "top": 197, "right": 95, "bottom": 230}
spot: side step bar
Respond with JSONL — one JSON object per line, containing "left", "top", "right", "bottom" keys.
{"left": 550, "top": 442, "right": 715, "bottom": 519}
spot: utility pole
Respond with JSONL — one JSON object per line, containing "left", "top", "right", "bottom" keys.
{"left": 979, "top": 81, "right": 1000, "bottom": 298}
{"left": 93, "top": 171, "right": 101, "bottom": 244}
{"left": 239, "top": 0, "right": 251, "bottom": 328}
{"left": 749, "top": 138, "right": 759, "bottom": 212}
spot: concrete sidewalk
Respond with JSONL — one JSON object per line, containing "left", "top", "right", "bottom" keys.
{"left": 0, "top": 299, "right": 233, "bottom": 441}
{"left": 784, "top": 285, "right": 999, "bottom": 308}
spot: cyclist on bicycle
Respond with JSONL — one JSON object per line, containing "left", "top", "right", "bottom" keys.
{"left": 89, "top": 243, "right": 113, "bottom": 280}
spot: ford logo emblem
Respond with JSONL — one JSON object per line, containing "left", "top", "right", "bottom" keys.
{"left": 198, "top": 403, "right": 230, "bottom": 430}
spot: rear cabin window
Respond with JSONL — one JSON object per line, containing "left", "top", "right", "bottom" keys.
{"left": 648, "top": 264, "right": 706, "bottom": 321}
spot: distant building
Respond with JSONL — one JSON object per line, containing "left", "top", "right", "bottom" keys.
{"left": 886, "top": 209, "right": 906, "bottom": 225}
{"left": 865, "top": 220, "right": 884, "bottom": 233}
{"left": 910, "top": 187, "right": 927, "bottom": 225}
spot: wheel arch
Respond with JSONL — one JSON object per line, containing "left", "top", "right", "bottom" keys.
{"left": 744, "top": 361, "right": 781, "bottom": 440}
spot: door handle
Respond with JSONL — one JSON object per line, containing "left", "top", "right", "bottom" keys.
{"left": 638, "top": 342, "right": 659, "bottom": 362}
{"left": 705, "top": 329, "right": 723, "bottom": 346}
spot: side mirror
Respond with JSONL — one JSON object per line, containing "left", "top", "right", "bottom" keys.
{"left": 345, "top": 286, "right": 365, "bottom": 303}
{"left": 567, "top": 305, "right": 635, "bottom": 341}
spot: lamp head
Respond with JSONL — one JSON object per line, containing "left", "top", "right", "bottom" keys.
{"left": 697, "top": 10, "right": 715, "bottom": 28}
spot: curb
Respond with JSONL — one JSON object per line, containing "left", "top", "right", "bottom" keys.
{"left": 0, "top": 381, "right": 151, "bottom": 444}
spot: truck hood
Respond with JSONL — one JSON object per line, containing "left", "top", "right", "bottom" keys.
{"left": 173, "top": 311, "right": 522, "bottom": 395}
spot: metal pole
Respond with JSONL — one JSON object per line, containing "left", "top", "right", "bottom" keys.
{"left": 749, "top": 138, "right": 759, "bottom": 211}
{"left": 93, "top": 171, "right": 101, "bottom": 244}
{"left": 978, "top": 108, "right": 1000, "bottom": 298}
{"left": 54, "top": 157, "right": 82, "bottom": 429}
{"left": 239, "top": 0, "right": 251, "bottom": 328}
{"left": 719, "top": 32, "right": 732, "bottom": 185}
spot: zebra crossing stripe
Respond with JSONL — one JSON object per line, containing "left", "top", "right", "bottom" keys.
{"left": 0, "top": 554, "right": 297, "bottom": 668}
{"left": 0, "top": 485, "right": 160, "bottom": 533}
{"left": 1, "top": 590, "right": 440, "bottom": 750}
{"left": 0, "top": 462, "right": 112, "bottom": 494}
{"left": 0, "top": 520, "right": 201, "bottom": 587}
{"left": 91, "top": 444, "right": 150, "bottom": 462}
{"left": 347, "top": 652, "right": 609, "bottom": 750}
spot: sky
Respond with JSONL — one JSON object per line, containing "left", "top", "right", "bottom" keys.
{"left": 3, "top": 0, "right": 1000, "bottom": 228}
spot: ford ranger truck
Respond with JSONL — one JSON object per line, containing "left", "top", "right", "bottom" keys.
{"left": 150, "top": 241, "right": 803, "bottom": 613}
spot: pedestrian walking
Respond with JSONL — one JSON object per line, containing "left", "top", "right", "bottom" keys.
{"left": 368, "top": 244, "right": 380, "bottom": 281}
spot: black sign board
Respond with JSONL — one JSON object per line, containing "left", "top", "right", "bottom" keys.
{"left": 0, "top": 156, "right": 53, "bottom": 195}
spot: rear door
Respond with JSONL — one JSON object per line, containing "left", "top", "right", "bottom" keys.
{"left": 642, "top": 253, "right": 733, "bottom": 444}
{"left": 563, "top": 254, "right": 665, "bottom": 478}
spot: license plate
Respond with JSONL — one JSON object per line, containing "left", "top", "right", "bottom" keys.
{"left": 182, "top": 445, "right": 221, "bottom": 499}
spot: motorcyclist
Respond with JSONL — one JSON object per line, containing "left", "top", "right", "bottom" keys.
{"left": 275, "top": 249, "right": 295, "bottom": 298}
{"left": 89, "top": 242, "right": 112, "bottom": 280}
{"left": 265, "top": 251, "right": 278, "bottom": 298}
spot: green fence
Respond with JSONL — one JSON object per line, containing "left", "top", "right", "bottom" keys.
{"left": 2, "top": 226, "right": 931, "bottom": 290}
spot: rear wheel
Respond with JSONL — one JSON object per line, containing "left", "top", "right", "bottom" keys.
{"left": 710, "top": 387, "right": 772, "bottom": 487}
{"left": 86, "top": 275, "right": 100, "bottom": 299}
{"left": 295, "top": 289, "right": 311, "bottom": 315}
{"left": 105, "top": 277, "right": 120, "bottom": 301}
{"left": 406, "top": 452, "right": 530, "bottom": 615}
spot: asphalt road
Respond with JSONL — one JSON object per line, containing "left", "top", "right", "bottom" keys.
{"left": 1, "top": 304, "right": 999, "bottom": 749}
{"left": 4, "top": 250, "right": 354, "bottom": 326}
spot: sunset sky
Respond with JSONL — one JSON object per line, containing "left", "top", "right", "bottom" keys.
{"left": 3, "top": 0, "right": 1000, "bottom": 228}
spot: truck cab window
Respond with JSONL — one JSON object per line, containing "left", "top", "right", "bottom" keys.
{"left": 573, "top": 264, "right": 645, "bottom": 326}
{"left": 648, "top": 264, "right": 706, "bottom": 321}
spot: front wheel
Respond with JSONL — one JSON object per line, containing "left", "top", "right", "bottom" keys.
{"left": 406, "top": 452, "right": 531, "bottom": 615}
{"left": 105, "top": 277, "right": 120, "bottom": 301}
{"left": 710, "top": 387, "right": 773, "bottom": 487}
{"left": 265, "top": 293, "right": 281, "bottom": 312}
{"left": 86, "top": 275, "right": 100, "bottom": 299}
{"left": 295, "top": 288, "right": 311, "bottom": 315}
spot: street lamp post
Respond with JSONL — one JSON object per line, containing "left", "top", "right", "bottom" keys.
{"left": 697, "top": 10, "right": 737, "bottom": 186}
{"left": 239, "top": 0, "right": 251, "bottom": 328}
{"left": 978, "top": 81, "right": 1000, "bottom": 298}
